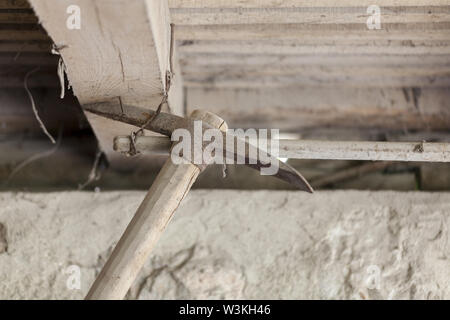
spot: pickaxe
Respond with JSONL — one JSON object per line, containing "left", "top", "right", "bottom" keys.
{"left": 83, "top": 102, "right": 313, "bottom": 300}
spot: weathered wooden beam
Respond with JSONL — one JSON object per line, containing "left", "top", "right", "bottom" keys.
{"left": 169, "top": 0, "right": 450, "bottom": 8}
{"left": 0, "top": 11, "right": 37, "bottom": 24}
{"left": 171, "top": 0, "right": 450, "bottom": 89}
{"left": 0, "top": 29, "right": 47, "bottom": 40}
{"left": 0, "top": 0, "right": 30, "bottom": 9}
{"left": 181, "top": 61, "right": 450, "bottom": 73}
{"left": 0, "top": 40, "right": 52, "bottom": 52}
{"left": 115, "top": 136, "right": 450, "bottom": 163}
{"left": 179, "top": 52, "right": 450, "bottom": 67}
{"left": 170, "top": 5, "right": 450, "bottom": 25}
{"left": 29, "top": 0, "right": 184, "bottom": 166}
{"left": 278, "top": 140, "right": 450, "bottom": 162}
{"left": 184, "top": 75, "right": 450, "bottom": 88}
{"left": 179, "top": 49, "right": 450, "bottom": 87}
{"left": 174, "top": 24, "right": 450, "bottom": 41}
{"left": 177, "top": 39, "right": 450, "bottom": 56}
{"left": 180, "top": 63, "right": 450, "bottom": 88}
{"left": 186, "top": 87, "right": 450, "bottom": 131}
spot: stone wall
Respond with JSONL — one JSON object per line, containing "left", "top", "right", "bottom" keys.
{"left": 0, "top": 190, "right": 449, "bottom": 299}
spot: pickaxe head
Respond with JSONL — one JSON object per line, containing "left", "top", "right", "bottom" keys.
{"left": 84, "top": 102, "right": 313, "bottom": 193}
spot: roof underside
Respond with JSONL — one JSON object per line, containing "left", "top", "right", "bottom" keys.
{"left": 1, "top": 0, "right": 450, "bottom": 138}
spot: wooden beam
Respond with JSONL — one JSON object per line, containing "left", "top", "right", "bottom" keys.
{"left": 279, "top": 140, "right": 450, "bottom": 162}
{"left": 179, "top": 52, "right": 450, "bottom": 67}
{"left": 174, "top": 24, "right": 450, "bottom": 41}
{"left": 177, "top": 39, "right": 450, "bottom": 56}
{"left": 180, "top": 64, "right": 450, "bottom": 77}
{"left": 184, "top": 73, "right": 450, "bottom": 88}
{"left": 186, "top": 87, "right": 450, "bottom": 131}
{"left": 29, "top": 0, "right": 184, "bottom": 165}
{"left": 0, "top": 0, "right": 29, "bottom": 9}
{"left": 0, "top": 11, "right": 37, "bottom": 24}
{"left": 170, "top": 1, "right": 450, "bottom": 90}
{"left": 114, "top": 135, "right": 450, "bottom": 162}
{"left": 0, "top": 29, "right": 47, "bottom": 40}
{"left": 0, "top": 40, "right": 52, "bottom": 53}
{"left": 169, "top": 0, "right": 450, "bottom": 8}
{"left": 180, "top": 62, "right": 450, "bottom": 88}
{"left": 170, "top": 5, "right": 450, "bottom": 25}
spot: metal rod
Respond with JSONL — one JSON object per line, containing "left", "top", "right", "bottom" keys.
{"left": 114, "top": 136, "right": 450, "bottom": 162}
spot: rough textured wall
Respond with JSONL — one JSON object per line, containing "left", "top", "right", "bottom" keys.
{"left": 0, "top": 190, "right": 449, "bottom": 300}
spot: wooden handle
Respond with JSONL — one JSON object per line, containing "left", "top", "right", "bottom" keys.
{"left": 85, "top": 161, "right": 199, "bottom": 299}
{"left": 86, "top": 110, "right": 227, "bottom": 300}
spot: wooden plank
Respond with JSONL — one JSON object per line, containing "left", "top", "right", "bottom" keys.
{"left": 179, "top": 51, "right": 450, "bottom": 89}
{"left": 181, "top": 64, "right": 450, "bottom": 87}
{"left": 174, "top": 24, "right": 450, "bottom": 41}
{"left": 171, "top": 2, "right": 450, "bottom": 91}
{"left": 29, "top": 0, "right": 184, "bottom": 164}
{"left": 0, "top": 40, "right": 52, "bottom": 52}
{"left": 180, "top": 51, "right": 450, "bottom": 87}
{"left": 184, "top": 73, "right": 450, "bottom": 88}
{"left": 170, "top": 6, "right": 450, "bottom": 25}
{"left": 0, "top": 0, "right": 29, "bottom": 9}
{"left": 181, "top": 64, "right": 450, "bottom": 77}
{"left": 0, "top": 10, "right": 37, "bottom": 23}
{"left": 186, "top": 87, "right": 450, "bottom": 130}
{"left": 279, "top": 140, "right": 450, "bottom": 162}
{"left": 178, "top": 52, "right": 450, "bottom": 67}
{"left": 169, "top": 0, "right": 450, "bottom": 8}
{"left": 177, "top": 39, "right": 450, "bottom": 56}
{"left": 0, "top": 29, "right": 47, "bottom": 40}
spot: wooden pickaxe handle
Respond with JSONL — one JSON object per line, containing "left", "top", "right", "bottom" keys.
{"left": 85, "top": 110, "right": 227, "bottom": 300}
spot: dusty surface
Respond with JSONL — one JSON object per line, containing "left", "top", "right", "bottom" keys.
{"left": 0, "top": 190, "right": 449, "bottom": 300}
